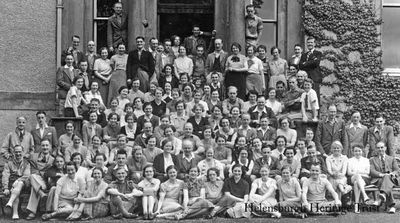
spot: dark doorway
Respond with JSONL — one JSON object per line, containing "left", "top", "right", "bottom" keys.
{"left": 158, "top": 0, "right": 214, "bottom": 45}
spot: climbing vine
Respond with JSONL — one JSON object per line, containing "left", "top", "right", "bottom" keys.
{"left": 302, "top": 0, "right": 400, "bottom": 132}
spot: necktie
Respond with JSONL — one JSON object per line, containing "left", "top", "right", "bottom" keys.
{"left": 279, "top": 154, "right": 283, "bottom": 161}
{"left": 381, "top": 156, "right": 386, "bottom": 173}
{"left": 305, "top": 93, "right": 309, "bottom": 110}
{"left": 19, "top": 131, "right": 24, "bottom": 142}
{"left": 306, "top": 51, "right": 311, "bottom": 61}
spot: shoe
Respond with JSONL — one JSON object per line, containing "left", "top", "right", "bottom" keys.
{"left": 25, "top": 213, "right": 36, "bottom": 220}
{"left": 125, "top": 213, "right": 139, "bottom": 219}
{"left": 112, "top": 213, "right": 123, "bottom": 219}
{"left": 143, "top": 213, "right": 148, "bottom": 220}
{"left": 388, "top": 207, "right": 396, "bottom": 214}
{"left": 148, "top": 213, "right": 155, "bottom": 220}
{"left": 204, "top": 214, "right": 213, "bottom": 219}
{"left": 271, "top": 212, "right": 281, "bottom": 219}
{"left": 379, "top": 193, "right": 387, "bottom": 205}
{"left": 41, "top": 213, "right": 52, "bottom": 221}
{"left": 3, "top": 205, "right": 12, "bottom": 216}
{"left": 12, "top": 216, "right": 19, "bottom": 220}
{"left": 372, "top": 200, "right": 380, "bottom": 206}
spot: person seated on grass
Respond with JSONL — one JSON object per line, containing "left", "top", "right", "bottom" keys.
{"left": 277, "top": 166, "right": 307, "bottom": 218}
{"left": 106, "top": 167, "right": 142, "bottom": 219}
{"left": 138, "top": 164, "right": 160, "bottom": 220}
{"left": 206, "top": 163, "right": 250, "bottom": 219}
{"left": 68, "top": 167, "right": 109, "bottom": 220}
{"left": 176, "top": 166, "right": 214, "bottom": 220}
{"left": 2, "top": 145, "right": 31, "bottom": 220}
{"left": 41, "top": 161, "right": 85, "bottom": 221}
{"left": 302, "top": 164, "right": 341, "bottom": 215}
{"left": 249, "top": 165, "right": 281, "bottom": 218}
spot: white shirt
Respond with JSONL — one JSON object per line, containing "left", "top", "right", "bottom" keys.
{"left": 347, "top": 156, "right": 370, "bottom": 178}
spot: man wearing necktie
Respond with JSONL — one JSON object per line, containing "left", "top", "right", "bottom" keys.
{"left": 369, "top": 142, "right": 400, "bottom": 214}
{"left": 299, "top": 37, "right": 323, "bottom": 102}
{"left": 368, "top": 114, "right": 395, "bottom": 158}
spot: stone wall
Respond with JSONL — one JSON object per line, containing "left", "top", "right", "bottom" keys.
{"left": 0, "top": 0, "right": 57, "bottom": 138}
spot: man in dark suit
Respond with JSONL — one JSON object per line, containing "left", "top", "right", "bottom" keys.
{"left": 56, "top": 54, "right": 80, "bottom": 116}
{"left": 126, "top": 36, "right": 155, "bottom": 92}
{"left": 251, "top": 146, "right": 281, "bottom": 180}
{"left": 299, "top": 36, "right": 323, "bottom": 100}
{"left": 315, "top": 104, "right": 345, "bottom": 157}
{"left": 299, "top": 144, "right": 327, "bottom": 184}
{"left": 205, "top": 38, "right": 228, "bottom": 82}
{"left": 82, "top": 98, "right": 108, "bottom": 127}
{"left": 368, "top": 114, "right": 395, "bottom": 157}
{"left": 61, "top": 35, "right": 84, "bottom": 68}
{"left": 369, "top": 142, "right": 400, "bottom": 213}
{"left": 248, "top": 95, "right": 276, "bottom": 128}
{"left": 107, "top": 2, "right": 128, "bottom": 53}
{"left": 31, "top": 111, "right": 58, "bottom": 154}
{"left": 255, "top": 115, "right": 276, "bottom": 146}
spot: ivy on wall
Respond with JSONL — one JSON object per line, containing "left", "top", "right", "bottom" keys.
{"left": 302, "top": 0, "right": 400, "bottom": 132}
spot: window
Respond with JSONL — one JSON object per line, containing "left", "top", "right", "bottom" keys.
{"left": 382, "top": 0, "right": 400, "bottom": 75}
{"left": 94, "top": 0, "right": 120, "bottom": 50}
{"left": 254, "top": 0, "right": 278, "bottom": 49}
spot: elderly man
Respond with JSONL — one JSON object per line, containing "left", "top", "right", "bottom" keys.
{"left": 302, "top": 164, "right": 341, "bottom": 214}
{"left": 343, "top": 111, "right": 369, "bottom": 157}
{"left": 85, "top": 40, "right": 98, "bottom": 71}
{"left": 368, "top": 114, "right": 395, "bottom": 157}
{"left": 31, "top": 111, "right": 58, "bottom": 154}
{"left": 107, "top": 167, "right": 141, "bottom": 219}
{"left": 245, "top": 4, "right": 263, "bottom": 46}
{"left": 248, "top": 95, "right": 276, "bottom": 128}
{"left": 369, "top": 142, "right": 400, "bottom": 213}
{"left": 315, "top": 104, "right": 345, "bottom": 157}
{"left": 107, "top": 2, "right": 128, "bottom": 53}
{"left": 1, "top": 116, "right": 34, "bottom": 162}
{"left": 205, "top": 38, "right": 228, "bottom": 82}
{"left": 2, "top": 145, "right": 31, "bottom": 219}
{"left": 177, "top": 139, "right": 202, "bottom": 180}
{"left": 179, "top": 123, "right": 204, "bottom": 155}
{"left": 222, "top": 86, "right": 246, "bottom": 115}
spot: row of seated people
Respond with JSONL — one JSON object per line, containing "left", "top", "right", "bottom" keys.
{"left": 1, "top": 135, "right": 399, "bottom": 220}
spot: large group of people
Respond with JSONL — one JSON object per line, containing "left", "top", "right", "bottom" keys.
{"left": 1, "top": 2, "right": 399, "bottom": 221}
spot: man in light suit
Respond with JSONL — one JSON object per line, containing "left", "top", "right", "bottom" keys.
{"left": 205, "top": 38, "right": 228, "bottom": 83}
{"left": 31, "top": 111, "right": 58, "bottom": 154}
{"left": 299, "top": 36, "right": 323, "bottom": 100}
{"left": 315, "top": 104, "right": 345, "bottom": 157}
{"left": 107, "top": 2, "right": 128, "bottom": 53}
{"left": 56, "top": 54, "right": 80, "bottom": 116}
{"left": 343, "top": 111, "right": 369, "bottom": 157}
{"left": 369, "top": 142, "right": 400, "bottom": 213}
{"left": 368, "top": 114, "right": 395, "bottom": 157}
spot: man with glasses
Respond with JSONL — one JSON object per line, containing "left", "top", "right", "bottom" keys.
{"left": 369, "top": 142, "right": 400, "bottom": 214}
{"left": 245, "top": 4, "right": 263, "bottom": 46}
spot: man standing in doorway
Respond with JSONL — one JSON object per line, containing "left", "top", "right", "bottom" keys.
{"left": 184, "top": 25, "right": 208, "bottom": 56}
{"left": 126, "top": 36, "right": 155, "bottom": 92}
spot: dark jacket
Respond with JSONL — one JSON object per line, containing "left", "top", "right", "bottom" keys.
{"left": 126, "top": 49, "right": 155, "bottom": 80}
{"left": 299, "top": 50, "right": 323, "bottom": 83}
{"left": 107, "top": 13, "right": 128, "bottom": 49}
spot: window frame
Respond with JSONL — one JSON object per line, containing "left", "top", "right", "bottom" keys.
{"left": 93, "top": 0, "right": 121, "bottom": 49}
{"left": 251, "top": 0, "right": 279, "bottom": 48}
{"left": 382, "top": 0, "right": 400, "bottom": 76}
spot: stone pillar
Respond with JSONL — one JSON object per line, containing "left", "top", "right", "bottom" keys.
{"left": 127, "top": 0, "right": 157, "bottom": 50}
{"left": 215, "top": 0, "right": 245, "bottom": 53}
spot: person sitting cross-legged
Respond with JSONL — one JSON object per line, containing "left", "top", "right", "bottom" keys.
{"left": 106, "top": 167, "right": 142, "bottom": 219}
{"left": 302, "top": 164, "right": 342, "bottom": 215}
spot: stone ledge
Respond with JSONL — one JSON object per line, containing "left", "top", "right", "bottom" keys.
{"left": 0, "top": 91, "right": 56, "bottom": 110}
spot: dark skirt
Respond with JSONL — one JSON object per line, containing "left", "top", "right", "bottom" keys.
{"left": 225, "top": 71, "right": 247, "bottom": 100}
{"left": 108, "top": 69, "right": 127, "bottom": 105}
{"left": 93, "top": 76, "right": 109, "bottom": 106}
